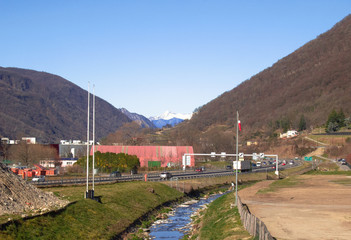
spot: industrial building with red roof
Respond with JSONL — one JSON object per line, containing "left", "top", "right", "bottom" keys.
{"left": 91, "top": 146, "right": 195, "bottom": 168}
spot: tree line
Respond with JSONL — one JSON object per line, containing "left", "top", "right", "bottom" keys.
{"left": 76, "top": 151, "right": 140, "bottom": 173}
{"left": 325, "top": 109, "right": 350, "bottom": 133}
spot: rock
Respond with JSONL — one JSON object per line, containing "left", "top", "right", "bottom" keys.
{"left": 0, "top": 163, "right": 69, "bottom": 216}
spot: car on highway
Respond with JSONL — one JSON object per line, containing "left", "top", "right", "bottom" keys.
{"left": 32, "top": 175, "right": 45, "bottom": 182}
{"left": 226, "top": 165, "right": 233, "bottom": 170}
{"left": 160, "top": 172, "right": 172, "bottom": 180}
{"left": 110, "top": 171, "right": 122, "bottom": 177}
{"left": 195, "top": 167, "right": 203, "bottom": 172}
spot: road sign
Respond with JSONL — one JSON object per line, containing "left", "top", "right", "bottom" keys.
{"left": 259, "top": 153, "right": 265, "bottom": 158}
{"left": 221, "top": 152, "right": 226, "bottom": 158}
{"left": 304, "top": 156, "right": 312, "bottom": 161}
{"left": 186, "top": 155, "right": 191, "bottom": 165}
{"left": 211, "top": 152, "right": 216, "bottom": 157}
{"left": 239, "top": 152, "right": 244, "bottom": 158}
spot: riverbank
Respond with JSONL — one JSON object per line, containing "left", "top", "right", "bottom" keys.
{"left": 183, "top": 183, "right": 255, "bottom": 240}
{"left": 0, "top": 182, "right": 184, "bottom": 239}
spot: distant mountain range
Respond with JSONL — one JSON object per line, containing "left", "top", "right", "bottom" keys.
{"left": 119, "top": 108, "right": 155, "bottom": 128}
{"left": 2, "top": 14, "right": 350, "bottom": 147}
{"left": 149, "top": 111, "right": 192, "bottom": 128}
{"left": 0, "top": 67, "right": 134, "bottom": 143}
{"left": 0, "top": 67, "right": 191, "bottom": 143}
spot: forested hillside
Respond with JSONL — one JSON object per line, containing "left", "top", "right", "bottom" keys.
{"left": 0, "top": 67, "right": 131, "bottom": 143}
{"left": 162, "top": 14, "right": 351, "bottom": 152}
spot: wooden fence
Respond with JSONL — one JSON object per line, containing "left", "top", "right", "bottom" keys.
{"left": 237, "top": 195, "right": 275, "bottom": 240}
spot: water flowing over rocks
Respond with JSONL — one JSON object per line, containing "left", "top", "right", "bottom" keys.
{"left": 0, "top": 163, "right": 68, "bottom": 216}
{"left": 148, "top": 192, "right": 227, "bottom": 239}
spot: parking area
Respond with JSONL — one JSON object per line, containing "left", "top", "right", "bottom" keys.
{"left": 239, "top": 175, "right": 351, "bottom": 239}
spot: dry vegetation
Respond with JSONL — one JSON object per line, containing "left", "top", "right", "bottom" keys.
{"left": 149, "top": 14, "right": 351, "bottom": 153}
{"left": 0, "top": 67, "right": 131, "bottom": 143}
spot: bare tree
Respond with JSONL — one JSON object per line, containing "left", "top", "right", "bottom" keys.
{"left": 9, "top": 142, "right": 58, "bottom": 166}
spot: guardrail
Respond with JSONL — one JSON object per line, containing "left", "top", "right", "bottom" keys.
{"left": 31, "top": 161, "right": 299, "bottom": 187}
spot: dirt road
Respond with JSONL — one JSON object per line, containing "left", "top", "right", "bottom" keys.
{"left": 239, "top": 175, "right": 351, "bottom": 240}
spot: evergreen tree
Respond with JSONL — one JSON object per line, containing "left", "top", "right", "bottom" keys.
{"left": 325, "top": 109, "right": 346, "bottom": 132}
{"left": 298, "top": 114, "right": 307, "bottom": 131}
{"left": 338, "top": 109, "right": 346, "bottom": 127}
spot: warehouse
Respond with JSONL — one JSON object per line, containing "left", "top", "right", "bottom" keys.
{"left": 91, "top": 146, "right": 195, "bottom": 168}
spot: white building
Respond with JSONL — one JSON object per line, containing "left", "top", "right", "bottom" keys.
{"left": 22, "top": 137, "right": 36, "bottom": 144}
{"left": 40, "top": 158, "right": 78, "bottom": 168}
{"left": 280, "top": 130, "right": 299, "bottom": 139}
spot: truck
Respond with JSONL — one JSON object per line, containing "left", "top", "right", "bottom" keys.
{"left": 233, "top": 160, "right": 252, "bottom": 172}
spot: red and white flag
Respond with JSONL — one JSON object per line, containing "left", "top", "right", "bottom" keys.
{"left": 238, "top": 120, "right": 242, "bottom": 131}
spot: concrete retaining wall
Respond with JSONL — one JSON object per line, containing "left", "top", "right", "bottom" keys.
{"left": 237, "top": 196, "right": 275, "bottom": 240}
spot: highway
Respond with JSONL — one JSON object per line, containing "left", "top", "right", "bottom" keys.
{"left": 32, "top": 160, "right": 301, "bottom": 187}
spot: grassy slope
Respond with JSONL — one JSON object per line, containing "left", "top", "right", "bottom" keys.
{"left": 0, "top": 182, "right": 183, "bottom": 240}
{"left": 199, "top": 191, "right": 253, "bottom": 240}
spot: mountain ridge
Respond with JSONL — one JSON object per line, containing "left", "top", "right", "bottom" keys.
{"left": 119, "top": 108, "right": 156, "bottom": 128}
{"left": 162, "top": 14, "right": 351, "bottom": 151}
{"left": 0, "top": 67, "right": 132, "bottom": 143}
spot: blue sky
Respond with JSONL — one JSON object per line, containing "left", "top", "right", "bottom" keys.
{"left": 1, "top": 1, "right": 350, "bottom": 117}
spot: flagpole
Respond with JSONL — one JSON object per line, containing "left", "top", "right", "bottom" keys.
{"left": 235, "top": 111, "right": 239, "bottom": 206}
{"left": 86, "top": 82, "right": 90, "bottom": 198}
{"left": 92, "top": 84, "right": 95, "bottom": 192}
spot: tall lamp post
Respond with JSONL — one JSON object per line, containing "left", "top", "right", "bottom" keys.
{"left": 85, "top": 82, "right": 90, "bottom": 198}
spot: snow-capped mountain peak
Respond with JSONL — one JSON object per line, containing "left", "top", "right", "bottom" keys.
{"left": 150, "top": 110, "right": 192, "bottom": 121}
{"left": 149, "top": 111, "right": 192, "bottom": 128}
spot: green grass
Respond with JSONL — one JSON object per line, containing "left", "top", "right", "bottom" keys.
{"left": 199, "top": 191, "right": 253, "bottom": 240}
{"left": 195, "top": 160, "right": 231, "bottom": 169}
{"left": 331, "top": 179, "right": 351, "bottom": 186}
{"left": 258, "top": 176, "right": 302, "bottom": 194}
{"left": 0, "top": 182, "right": 183, "bottom": 240}
{"left": 305, "top": 170, "right": 351, "bottom": 176}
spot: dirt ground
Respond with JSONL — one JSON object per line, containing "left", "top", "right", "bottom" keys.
{"left": 239, "top": 175, "right": 351, "bottom": 240}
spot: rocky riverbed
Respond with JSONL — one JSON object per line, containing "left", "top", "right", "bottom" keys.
{"left": 145, "top": 191, "right": 227, "bottom": 239}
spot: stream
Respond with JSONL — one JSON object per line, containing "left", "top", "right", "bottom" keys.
{"left": 149, "top": 191, "right": 228, "bottom": 239}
